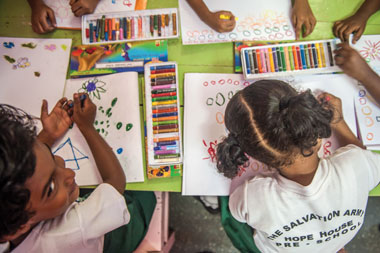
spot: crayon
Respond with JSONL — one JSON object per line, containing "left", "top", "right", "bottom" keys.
{"left": 152, "top": 108, "right": 178, "bottom": 114}
{"left": 268, "top": 48, "right": 275, "bottom": 72}
{"left": 96, "top": 19, "right": 100, "bottom": 38}
{"left": 154, "top": 154, "right": 180, "bottom": 159}
{"left": 152, "top": 116, "right": 178, "bottom": 122}
{"left": 308, "top": 44, "right": 314, "bottom": 68}
{"left": 150, "top": 68, "right": 175, "bottom": 74}
{"left": 284, "top": 47, "right": 290, "bottom": 71}
{"left": 131, "top": 17, "right": 135, "bottom": 39}
{"left": 154, "top": 149, "right": 178, "bottom": 155}
{"left": 265, "top": 48, "right": 271, "bottom": 73}
{"left": 256, "top": 49, "right": 262, "bottom": 73}
{"left": 300, "top": 45, "right": 307, "bottom": 69}
{"left": 151, "top": 84, "right": 175, "bottom": 90}
{"left": 172, "top": 13, "right": 177, "bottom": 35}
{"left": 304, "top": 44, "right": 310, "bottom": 69}
{"left": 276, "top": 47, "right": 283, "bottom": 71}
{"left": 89, "top": 23, "right": 94, "bottom": 43}
{"left": 292, "top": 46, "right": 298, "bottom": 70}
{"left": 152, "top": 112, "right": 178, "bottom": 118}
{"left": 151, "top": 76, "right": 176, "bottom": 82}
{"left": 312, "top": 44, "right": 318, "bottom": 68}
{"left": 138, "top": 16, "right": 142, "bottom": 38}
{"left": 150, "top": 15, "right": 154, "bottom": 36}
{"left": 151, "top": 88, "right": 177, "bottom": 94}
{"left": 288, "top": 46, "right": 295, "bottom": 70}
{"left": 69, "top": 94, "right": 86, "bottom": 108}
{"left": 248, "top": 50, "right": 255, "bottom": 74}
{"left": 296, "top": 46, "right": 302, "bottom": 70}
{"left": 151, "top": 64, "right": 176, "bottom": 70}
{"left": 119, "top": 18, "right": 123, "bottom": 40}
{"left": 153, "top": 128, "right": 179, "bottom": 134}
{"left": 260, "top": 49, "right": 267, "bottom": 73}
{"left": 152, "top": 100, "right": 177, "bottom": 106}
{"left": 154, "top": 136, "right": 180, "bottom": 142}
{"left": 315, "top": 43, "right": 322, "bottom": 68}
{"left": 123, "top": 17, "right": 127, "bottom": 38}
{"left": 101, "top": 15, "right": 105, "bottom": 40}
{"left": 104, "top": 19, "right": 109, "bottom": 41}
{"left": 152, "top": 104, "right": 178, "bottom": 110}
{"left": 153, "top": 120, "right": 178, "bottom": 126}
{"left": 154, "top": 136, "right": 179, "bottom": 142}
{"left": 152, "top": 92, "right": 177, "bottom": 98}
{"left": 154, "top": 145, "right": 178, "bottom": 151}
{"left": 108, "top": 18, "right": 112, "bottom": 40}
{"left": 319, "top": 43, "right": 326, "bottom": 67}
{"left": 155, "top": 141, "right": 177, "bottom": 146}
{"left": 151, "top": 72, "right": 176, "bottom": 78}
{"left": 271, "top": 48, "right": 278, "bottom": 72}
{"left": 252, "top": 50, "right": 259, "bottom": 73}
{"left": 158, "top": 15, "right": 162, "bottom": 36}
{"left": 151, "top": 80, "right": 176, "bottom": 86}
{"left": 327, "top": 42, "right": 334, "bottom": 66}
{"left": 154, "top": 15, "right": 158, "bottom": 36}
{"left": 245, "top": 50, "right": 251, "bottom": 74}
{"left": 152, "top": 96, "right": 177, "bottom": 102}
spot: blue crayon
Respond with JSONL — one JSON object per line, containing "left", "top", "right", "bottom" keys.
{"left": 154, "top": 145, "right": 178, "bottom": 151}
{"left": 156, "top": 141, "right": 177, "bottom": 146}
{"left": 300, "top": 45, "right": 307, "bottom": 69}
{"left": 272, "top": 47, "right": 278, "bottom": 72}
{"left": 245, "top": 50, "right": 251, "bottom": 74}
{"left": 151, "top": 65, "right": 176, "bottom": 70}
{"left": 153, "top": 112, "right": 178, "bottom": 118}
{"left": 312, "top": 44, "right": 318, "bottom": 68}
{"left": 89, "top": 23, "right": 94, "bottom": 43}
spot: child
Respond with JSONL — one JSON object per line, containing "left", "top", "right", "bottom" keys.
{"left": 334, "top": 42, "right": 380, "bottom": 104}
{"left": 216, "top": 79, "right": 380, "bottom": 252}
{"left": 186, "top": 0, "right": 316, "bottom": 40}
{"left": 333, "top": 0, "right": 380, "bottom": 44}
{"left": 0, "top": 94, "right": 155, "bottom": 252}
{"left": 27, "top": 0, "right": 100, "bottom": 33}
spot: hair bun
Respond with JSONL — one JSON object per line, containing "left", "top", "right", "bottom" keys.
{"left": 216, "top": 133, "right": 248, "bottom": 179}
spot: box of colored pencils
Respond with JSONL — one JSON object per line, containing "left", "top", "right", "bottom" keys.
{"left": 241, "top": 39, "right": 340, "bottom": 79}
{"left": 147, "top": 164, "right": 182, "bottom": 179}
{"left": 82, "top": 8, "right": 179, "bottom": 45}
{"left": 144, "top": 62, "right": 182, "bottom": 166}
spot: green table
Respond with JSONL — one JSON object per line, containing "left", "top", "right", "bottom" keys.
{"left": 1, "top": 0, "right": 380, "bottom": 194}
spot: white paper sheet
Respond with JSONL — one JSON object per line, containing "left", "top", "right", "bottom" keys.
{"left": 0, "top": 37, "right": 72, "bottom": 118}
{"left": 351, "top": 34, "right": 380, "bottom": 73}
{"left": 53, "top": 72, "right": 144, "bottom": 185}
{"left": 44, "top": 0, "right": 136, "bottom": 29}
{"left": 179, "top": 0, "right": 295, "bottom": 45}
{"left": 183, "top": 73, "right": 359, "bottom": 196}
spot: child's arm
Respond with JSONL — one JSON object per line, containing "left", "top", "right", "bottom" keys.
{"left": 69, "top": 0, "right": 100, "bottom": 17}
{"left": 71, "top": 93, "right": 126, "bottom": 194}
{"left": 334, "top": 43, "right": 380, "bottom": 105}
{"left": 333, "top": 0, "right": 380, "bottom": 44}
{"left": 186, "top": 0, "right": 236, "bottom": 33}
{"left": 38, "top": 97, "right": 73, "bottom": 147}
{"left": 319, "top": 93, "right": 366, "bottom": 149}
{"left": 27, "top": 0, "right": 56, "bottom": 34}
{"left": 291, "top": 0, "right": 316, "bottom": 40}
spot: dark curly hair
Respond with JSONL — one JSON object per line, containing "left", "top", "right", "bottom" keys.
{"left": 216, "top": 80, "right": 333, "bottom": 179}
{"left": 0, "top": 104, "right": 37, "bottom": 240}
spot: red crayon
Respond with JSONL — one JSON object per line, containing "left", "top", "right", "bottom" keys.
{"left": 296, "top": 46, "right": 302, "bottom": 70}
{"left": 151, "top": 68, "right": 175, "bottom": 74}
{"left": 152, "top": 107, "right": 178, "bottom": 114}
{"left": 151, "top": 92, "right": 177, "bottom": 98}
{"left": 108, "top": 19, "right": 112, "bottom": 40}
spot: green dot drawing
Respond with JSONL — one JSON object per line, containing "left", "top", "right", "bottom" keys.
{"left": 116, "top": 122, "right": 123, "bottom": 129}
{"left": 96, "top": 129, "right": 100, "bottom": 133}
{"left": 100, "top": 121, "right": 104, "bottom": 125}
{"left": 107, "top": 125, "right": 110, "bottom": 128}
{"left": 102, "top": 110, "right": 105, "bottom": 113}
{"left": 108, "top": 112, "right": 112, "bottom": 117}
{"left": 95, "top": 120, "right": 98, "bottom": 125}
{"left": 126, "top": 123, "right": 133, "bottom": 131}
{"left": 111, "top": 97, "right": 118, "bottom": 107}
{"left": 98, "top": 106, "right": 103, "bottom": 110}
{"left": 101, "top": 129, "right": 104, "bottom": 133}
{"left": 106, "top": 107, "right": 112, "bottom": 117}
{"left": 106, "top": 120, "right": 109, "bottom": 123}
{"left": 4, "top": 55, "right": 15, "bottom": 64}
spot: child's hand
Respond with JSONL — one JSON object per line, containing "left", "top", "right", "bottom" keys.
{"left": 71, "top": 93, "right": 96, "bottom": 131}
{"left": 204, "top": 10, "right": 236, "bottom": 33}
{"left": 333, "top": 14, "right": 367, "bottom": 44}
{"left": 38, "top": 98, "right": 72, "bottom": 146}
{"left": 318, "top": 92, "right": 343, "bottom": 125}
{"left": 291, "top": 0, "right": 316, "bottom": 40}
{"left": 69, "top": 0, "right": 100, "bottom": 17}
{"left": 30, "top": 2, "right": 57, "bottom": 34}
{"left": 334, "top": 43, "right": 373, "bottom": 83}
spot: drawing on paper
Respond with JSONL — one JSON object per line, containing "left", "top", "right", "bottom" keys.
{"left": 34, "top": 71, "right": 41, "bottom": 77}
{"left": 3, "top": 42, "right": 14, "bottom": 49}
{"left": 78, "top": 78, "right": 106, "bottom": 100}
{"left": 5, "top": 57, "right": 31, "bottom": 70}
{"left": 61, "top": 44, "right": 68, "bottom": 51}
{"left": 359, "top": 40, "right": 380, "bottom": 63}
{"left": 202, "top": 139, "right": 218, "bottom": 162}
{"left": 53, "top": 137, "right": 89, "bottom": 170}
{"left": 3, "top": 55, "right": 15, "bottom": 64}
{"left": 21, "top": 42, "right": 37, "bottom": 49}
{"left": 44, "top": 44, "right": 57, "bottom": 51}
{"left": 71, "top": 44, "right": 118, "bottom": 71}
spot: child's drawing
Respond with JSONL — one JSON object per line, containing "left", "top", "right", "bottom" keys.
{"left": 78, "top": 78, "right": 106, "bottom": 100}
{"left": 71, "top": 44, "right": 118, "bottom": 71}
{"left": 3, "top": 55, "right": 15, "bottom": 64}
{"left": 3, "top": 42, "right": 14, "bottom": 49}
{"left": 202, "top": 139, "right": 218, "bottom": 162}
{"left": 179, "top": 0, "right": 295, "bottom": 45}
{"left": 21, "top": 42, "right": 37, "bottom": 49}
{"left": 44, "top": 44, "right": 57, "bottom": 51}
{"left": 53, "top": 137, "right": 89, "bottom": 170}
{"left": 11, "top": 57, "right": 31, "bottom": 70}
{"left": 359, "top": 40, "right": 380, "bottom": 63}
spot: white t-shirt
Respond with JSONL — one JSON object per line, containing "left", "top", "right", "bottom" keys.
{"left": 1, "top": 183, "right": 130, "bottom": 253}
{"left": 229, "top": 145, "right": 380, "bottom": 253}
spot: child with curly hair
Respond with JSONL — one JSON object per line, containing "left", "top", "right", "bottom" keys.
{"left": 217, "top": 79, "right": 379, "bottom": 252}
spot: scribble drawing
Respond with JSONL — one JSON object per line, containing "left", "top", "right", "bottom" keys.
{"left": 78, "top": 78, "right": 106, "bottom": 100}
{"left": 53, "top": 137, "right": 89, "bottom": 170}
{"left": 359, "top": 40, "right": 380, "bottom": 62}
{"left": 44, "top": 44, "right": 57, "bottom": 51}
{"left": 323, "top": 141, "right": 331, "bottom": 158}
{"left": 202, "top": 139, "right": 218, "bottom": 162}
{"left": 21, "top": 42, "right": 37, "bottom": 49}
{"left": 3, "top": 55, "right": 15, "bottom": 64}
{"left": 3, "top": 42, "right": 14, "bottom": 48}
{"left": 5, "top": 57, "right": 31, "bottom": 70}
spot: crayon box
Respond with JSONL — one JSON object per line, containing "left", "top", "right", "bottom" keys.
{"left": 144, "top": 62, "right": 183, "bottom": 166}
{"left": 241, "top": 39, "right": 341, "bottom": 79}
{"left": 82, "top": 8, "right": 179, "bottom": 45}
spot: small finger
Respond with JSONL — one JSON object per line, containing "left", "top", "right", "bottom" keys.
{"left": 41, "top": 99, "right": 48, "bottom": 119}
{"left": 303, "top": 22, "right": 311, "bottom": 37}
{"left": 47, "top": 9, "right": 57, "bottom": 27}
{"left": 352, "top": 28, "right": 364, "bottom": 44}
{"left": 295, "top": 22, "right": 302, "bottom": 40}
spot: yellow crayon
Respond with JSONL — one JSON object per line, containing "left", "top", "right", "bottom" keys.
{"left": 152, "top": 100, "right": 177, "bottom": 106}
{"left": 319, "top": 43, "right": 326, "bottom": 67}
{"left": 268, "top": 48, "right": 275, "bottom": 72}
{"left": 219, "top": 14, "right": 238, "bottom": 21}
{"left": 315, "top": 43, "right": 323, "bottom": 68}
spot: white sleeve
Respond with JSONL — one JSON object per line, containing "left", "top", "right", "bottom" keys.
{"left": 361, "top": 149, "right": 380, "bottom": 191}
{"left": 229, "top": 182, "right": 249, "bottom": 223}
{"left": 73, "top": 183, "right": 130, "bottom": 245}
